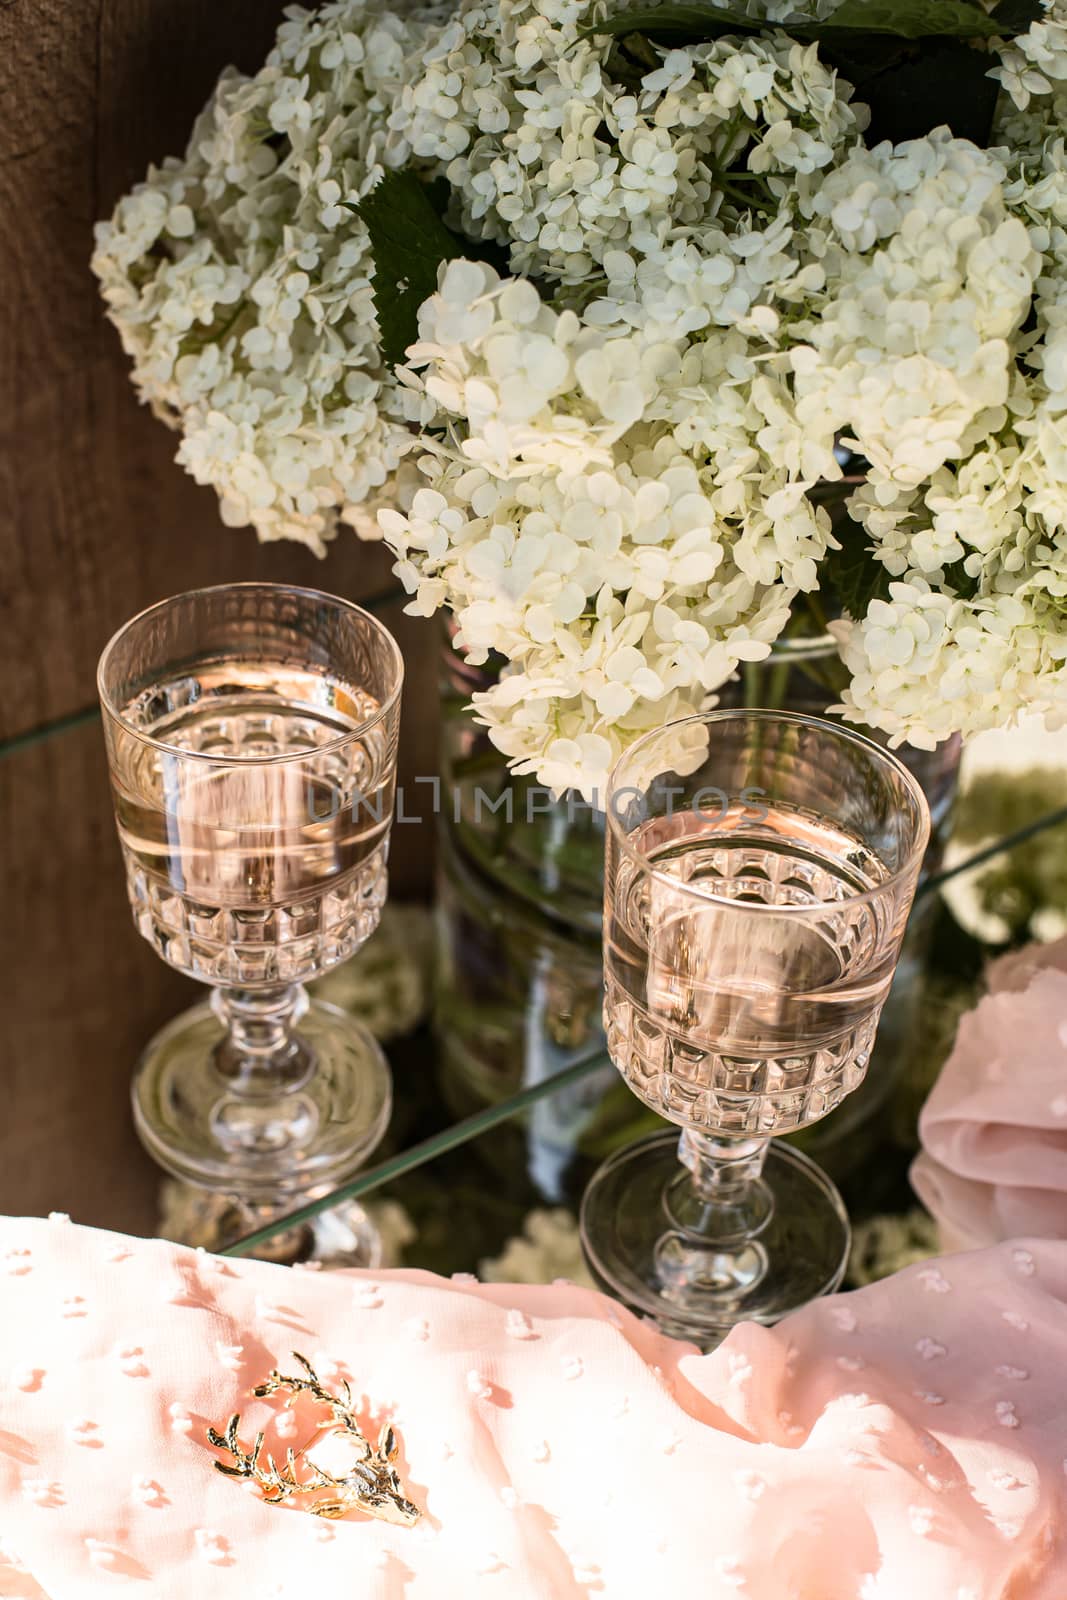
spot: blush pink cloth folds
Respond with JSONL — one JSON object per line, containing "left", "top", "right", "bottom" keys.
{"left": 2, "top": 1216, "right": 1067, "bottom": 1599}
{"left": 913, "top": 936, "right": 1067, "bottom": 1252}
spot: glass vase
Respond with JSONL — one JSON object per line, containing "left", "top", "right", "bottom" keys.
{"left": 434, "top": 631, "right": 648, "bottom": 1205}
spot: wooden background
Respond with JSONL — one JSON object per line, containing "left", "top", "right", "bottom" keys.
{"left": 0, "top": 3, "right": 438, "bottom": 1231}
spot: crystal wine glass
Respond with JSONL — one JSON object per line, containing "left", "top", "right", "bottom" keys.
{"left": 580, "top": 709, "right": 930, "bottom": 1346}
{"left": 98, "top": 584, "right": 403, "bottom": 1259}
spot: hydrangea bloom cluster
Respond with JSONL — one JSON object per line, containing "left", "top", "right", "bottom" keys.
{"left": 394, "top": 12, "right": 865, "bottom": 284}
{"left": 92, "top": 0, "right": 432, "bottom": 552}
{"left": 382, "top": 255, "right": 831, "bottom": 793}
{"left": 96, "top": 0, "right": 1067, "bottom": 793}
{"left": 992, "top": 0, "right": 1067, "bottom": 109}
{"left": 826, "top": 82, "right": 1067, "bottom": 749}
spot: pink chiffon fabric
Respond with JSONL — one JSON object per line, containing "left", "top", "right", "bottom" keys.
{"left": 2, "top": 1216, "right": 1067, "bottom": 1597}
{"left": 913, "top": 935, "right": 1067, "bottom": 1252}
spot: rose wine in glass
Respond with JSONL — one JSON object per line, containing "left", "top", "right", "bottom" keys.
{"left": 607, "top": 801, "right": 897, "bottom": 1137}
{"left": 112, "top": 667, "right": 393, "bottom": 985}
{"left": 99, "top": 585, "right": 403, "bottom": 1262}
{"left": 583, "top": 711, "right": 929, "bottom": 1347}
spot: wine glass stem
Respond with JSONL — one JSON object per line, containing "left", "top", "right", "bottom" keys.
{"left": 652, "top": 1130, "right": 775, "bottom": 1308}
{"left": 211, "top": 985, "right": 315, "bottom": 1098}
{"left": 665, "top": 1129, "right": 775, "bottom": 1245}
{"left": 680, "top": 1129, "right": 770, "bottom": 1204}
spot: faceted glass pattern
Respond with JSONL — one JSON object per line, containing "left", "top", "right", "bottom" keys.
{"left": 581, "top": 710, "right": 929, "bottom": 1347}
{"left": 97, "top": 584, "right": 403, "bottom": 1243}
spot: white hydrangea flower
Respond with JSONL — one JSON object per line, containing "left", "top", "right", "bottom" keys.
{"left": 847, "top": 438, "right": 1031, "bottom": 585}
{"left": 378, "top": 259, "right": 827, "bottom": 796}
{"left": 991, "top": 0, "right": 1067, "bottom": 110}
{"left": 95, "top": 0, "right": 1067, "bottom": 791}
{"left": 388, "top": 0, "right": 865, "bottom": 286}
{"left": 480, "top": 1208, "right": 594, "bottom": 1288}
{"left": 791, "top": 132, "right": 1041, "bottom": 489}
{"left": 92, "top": 0, "right": 433, "bottom": 553}
{"left": 834, "top": 577, "right": 1067, "bottom": 750}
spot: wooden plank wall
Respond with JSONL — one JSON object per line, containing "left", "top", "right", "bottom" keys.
{"left": 0, "top": 2, "right": 438, "bottom": 1231}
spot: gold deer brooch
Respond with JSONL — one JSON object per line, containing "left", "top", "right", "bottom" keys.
{"left": 207, "top": 1352, "right": 420, "bottom": 1527}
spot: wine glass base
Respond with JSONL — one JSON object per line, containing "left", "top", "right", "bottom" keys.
{"left": 132, "top": 996, "right": 391, "bottom": 1205}
{"left": 580, "top": 1131, "right": 849, "bottom": 1349}
{"left": 157, "top": 1179, "right": 385, "bottom": 1267}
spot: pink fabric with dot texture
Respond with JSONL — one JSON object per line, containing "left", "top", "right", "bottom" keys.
{"left": 1, "top": 1216, "right": 1067, "bottom": 1596}
{"left": 914, "top": 935, "right": 1067, "bottom": 1251}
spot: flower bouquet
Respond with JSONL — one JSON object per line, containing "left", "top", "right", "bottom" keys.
{"left": 93, "top": 0, "right": 1067, "bottom": 800}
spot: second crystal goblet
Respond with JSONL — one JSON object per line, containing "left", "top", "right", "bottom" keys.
{"left": 98, "top": 584, "right": 403, "bottom": 1257}
{"left": 580, "top": 710, "right": 930, "bottom": 1346}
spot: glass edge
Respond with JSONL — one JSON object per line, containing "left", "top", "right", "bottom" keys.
{"left": 220, "top": 1053, "right": 611, "bottom": 1256}
{"left": 0, "top": 705, "right": 102, "bottom": 763}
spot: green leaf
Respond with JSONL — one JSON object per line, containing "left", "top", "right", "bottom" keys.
{"left": 813, "top": 0, "right": 1002, "bottom": 38}
{"left": 351, "top": 171, "right": 468, "bottom": 369}
{"left": 581, "top": 3, "right": 761, "bottom": 40}
{"left": 583, "top": 0, "right": 1002, "bottom": 43}
{"left": 824, "top": 516, "right": 895, "bottom": 621}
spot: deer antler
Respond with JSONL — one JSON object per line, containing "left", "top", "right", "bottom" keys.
{"left": 206, "top": 1414, "right": 307, "bottom": 1505}
{"left": 206, "top": 1413, "right": 263, "bottom": 1480}
{"left": 252, "top": 1353, "right": 365, "bottom": 1443}
{"left": 207, "top": 1351, "right": 420, "bottom": 1526}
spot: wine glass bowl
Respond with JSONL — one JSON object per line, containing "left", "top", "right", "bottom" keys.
{"left": 98, "top": 584, "right": 403, "bottom": 1237}
{"left": 581, "top": 710, "right": 930, "bottom": 1346}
